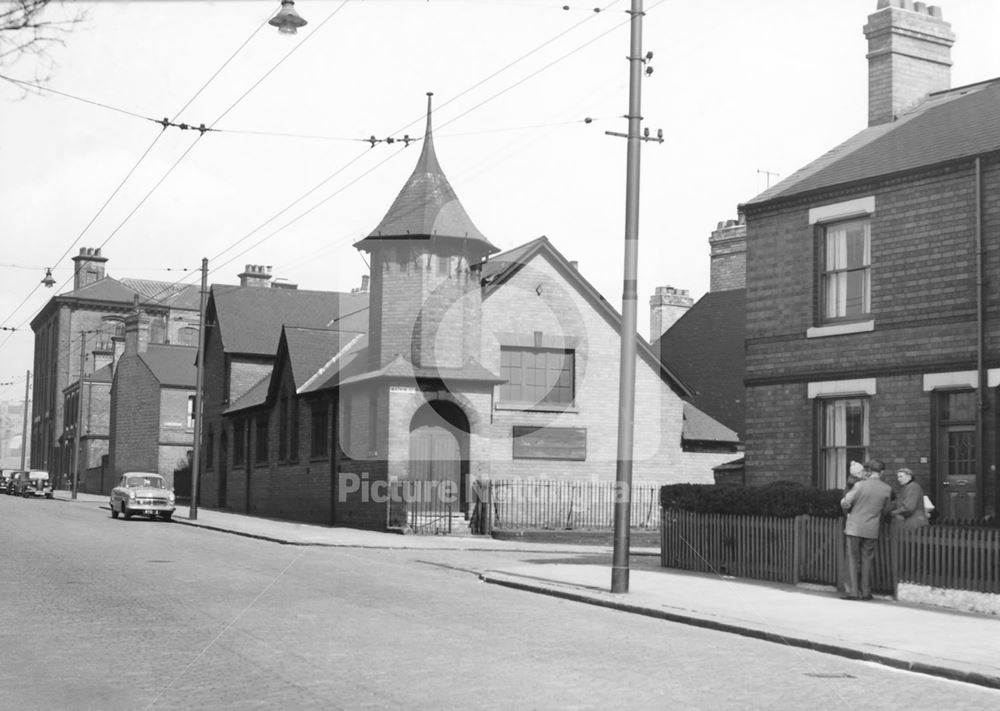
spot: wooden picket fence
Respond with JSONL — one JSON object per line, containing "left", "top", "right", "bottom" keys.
{"left": 484, "top": 479, "right": 662, "bottom": 531}
{"left": 662, "top": 508, "right": 1000, "bottom": 595}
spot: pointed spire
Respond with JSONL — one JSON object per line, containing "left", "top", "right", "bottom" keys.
{"left": 357, "top": 93, "right": 497, "bottom": 256}
{"left": 414, "top": 92, "right": 441, "bottom": 176}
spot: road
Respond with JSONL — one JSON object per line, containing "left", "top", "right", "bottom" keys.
{"left": 1, "top": 495, "right": 997, "bottom": 710}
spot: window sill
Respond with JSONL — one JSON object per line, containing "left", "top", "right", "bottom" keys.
{"left": 806, "top": 320, "right": 874, "bottom": 339}
{"left": 495, "top": 402, "right": 578, "bottom": 414}
{"left": 309, "top": 455, "right": 329, "bottom": 463}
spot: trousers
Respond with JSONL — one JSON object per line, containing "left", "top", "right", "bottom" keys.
{"left": 845, "top": 534, "right": 877, "bottom": 598}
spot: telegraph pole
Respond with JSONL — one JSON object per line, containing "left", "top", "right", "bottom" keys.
{"left": 72, "top": 331, "right": 86, "bottom": 500}
{"left": 189, "top": 257, "right": 208, "bottom": 520}
{"left": 20, "top": 370, "right": 30, "bottom": 471}
{"left": 611, "top": 0, "right": 649, "bottom": 594}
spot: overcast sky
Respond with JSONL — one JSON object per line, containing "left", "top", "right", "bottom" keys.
{"left": 2, "top": 0, "right": 1000, "bottom": 402}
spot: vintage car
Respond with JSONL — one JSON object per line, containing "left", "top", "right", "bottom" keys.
{"left": 0, "top": 470, "right": 11, "bottom": 493}
{"left": 109, "top": 472, "right": 176, "bottom": 521}
{"left": 20, "top": 470, "right": 53, "bottom": 498}
{"left": 5, "top": 471, "right": 25, "bottom": 495}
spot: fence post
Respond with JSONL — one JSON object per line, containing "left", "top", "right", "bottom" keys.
{"left": 792, "top": 515, "right": 804, "bottom": 585}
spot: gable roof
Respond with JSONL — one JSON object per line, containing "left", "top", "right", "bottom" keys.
{"left": 478, "top": 236, "right": 692, "bottom": 398}
{"left": 356, "top": 95, "right": 497, "bottom": 255}
{"left": 335, "top": 353, "right": 503, "bottom": 389}
{"left": 682, "top": 402, "right": 740, "bottom": 445}
{"left": 744, "top": 78, "right": 1000, "bottom": 208}
{"left": 225, "top": 373, "right": 271, "bottom": 415}
{"left": 209, "top": 285, "right": 369, "bottom": 356}
{"left": 139, "top": 344, "right": 197, "bottom": 388}
{"left": 655, "top": 289, "right": 746, "bottom": 438}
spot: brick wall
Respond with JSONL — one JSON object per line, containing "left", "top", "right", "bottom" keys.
{"left": 744, "top": 157, "right": 1000, "bottom": 515}
{"left": 109, "top": 353, "right": 160, "bottom": 478}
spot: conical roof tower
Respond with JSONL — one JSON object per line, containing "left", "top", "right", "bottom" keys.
{"left": 357, "top": 93, "right": 496, "bottom": 371}
{"left": 356, "top": 93, "right": 497, "bottom": 254}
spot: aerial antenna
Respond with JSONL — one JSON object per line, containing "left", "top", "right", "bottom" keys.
{"left": 757, "top": 168, "right": 780, "bottom": 188}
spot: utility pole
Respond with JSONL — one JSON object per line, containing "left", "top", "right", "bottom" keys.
{"left": 611, "top": 0, "right": 648, "bottom": 594}
{"left": 20, "top": 370, "right": 30, "bottom": 471}
{"left": 72, "top": 331, "right": 86, "bottom": 500}
{"left": 189, "top": 257, "right": 208, "bottom": 520}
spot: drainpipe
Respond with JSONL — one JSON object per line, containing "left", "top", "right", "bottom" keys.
{"left": 974, "top": 157, "right": 986, "bottom": 519}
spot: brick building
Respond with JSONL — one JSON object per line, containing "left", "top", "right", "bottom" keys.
{"left": 210, "top": 96, "right": 739, "bottom": 530}
{"left": 29, "top": 248, "right": 201, "bottom": 484}
{"left": 60, "top": 362, "right": 112, "bottom": 493}
{"left": 741, "top": 0, "right": 1000, "bottom": 519}
{"left": 107, "top": 309, "right": 198, "bottom": 490}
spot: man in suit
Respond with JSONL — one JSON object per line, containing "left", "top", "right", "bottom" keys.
{"left": 840, "top": 459, "right": 893, "bottom": 600}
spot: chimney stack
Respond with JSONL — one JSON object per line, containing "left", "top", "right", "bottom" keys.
{"left": 649, "top": 286, "right": 693, "bottom": 342}
{"left": 71, "top": 247, "right": 108, "bottom": 291}
{"left": 864, "top": 0, "right": 955, "bottom": 127}
{"left": 709, "top": 216, "right": 747, "bottom": 292}
{"left": 124, "top": 310, "right": 151, "bottom": 355}
{"left": 238, "top": 264, "right": 273, "bottom": 288}
{"left": 352, "top": 274, "right": 370, "bottom": 294}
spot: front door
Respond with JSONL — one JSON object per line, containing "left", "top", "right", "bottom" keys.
{"left": 409, "top": 425, "right": 462, "bottom": 509}
{"left": 938, "top": 424, "right": 976, "bottom": 520}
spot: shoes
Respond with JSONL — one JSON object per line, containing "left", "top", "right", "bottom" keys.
{"left": 840, "top": 595, "right": 858, "bottom": 600}
{"left": 860, "top": 595, "right": 873, "bottom": 601}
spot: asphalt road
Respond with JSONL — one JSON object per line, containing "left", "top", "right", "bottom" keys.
{"left": 2, "top": 495, "right": 997, "bottom": 710}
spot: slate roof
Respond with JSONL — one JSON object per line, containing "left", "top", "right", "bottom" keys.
{"left": 90, "top": 363, "right": 114, "bottom": 384}
{"left": 210, "top": 285, "right": 369, "bottom": 356}
{"left": 225, "top": 373, "right": 271, "bottom": 414}
{"left": 655, "top": 289, "right": 746, "bottom": 438}
{"left": 744, "top": 77, "right": 1000, "bottom": 207}
{"left": 478, "top": 236, "right": 693, "bottom": 399}
{"left": 335, "top": 353, "right": 503, "bottom": 389}
{"left": 139, "top": 344, "right": 197, "bottom": 388}
{"left": 282, "top": 328, "right": 366, "bottom": 391}
{"left": 682, "top": 402, "right": 740, "bottom": 445}
{"left": 357, "top": 95, "right": 497, "bottom": 255}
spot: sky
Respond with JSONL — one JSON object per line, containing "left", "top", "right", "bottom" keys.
{"left": 2, "top": 0, "right": 1000, "bottom": 404}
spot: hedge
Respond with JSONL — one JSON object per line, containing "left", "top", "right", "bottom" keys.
{"left": 660, "top": 481, "right": 844, "bottom": 519}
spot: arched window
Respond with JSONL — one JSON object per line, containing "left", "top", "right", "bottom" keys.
{"left": 177, "top": 326, "right": 199, "bottom": 347}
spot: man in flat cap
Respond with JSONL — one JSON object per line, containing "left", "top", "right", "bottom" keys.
{"left": 840, "top": 458, "right": 893, "bottom": 600}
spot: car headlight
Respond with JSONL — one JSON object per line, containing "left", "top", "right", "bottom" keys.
{"left": 168, "top": 492, "right": 176, "bottom": 503}
{"left": 127, "top": 490, "right": 136, "bottom": 499}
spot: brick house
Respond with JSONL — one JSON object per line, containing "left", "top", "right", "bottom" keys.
{"left": 741, "top": 0, "right": 1000, "bottom": 519}
{"left": 29, "top": 247, "right": 201, "bottom": 484}
{"left": 213, "top": 96, "right": 739, "bottom": 530}
{"left": 107, "top": 309, "right": 198, "bottom": 490}
{"left": 60, "top": 362, "right": 112, "bottom": 493}
{"left": 196, "top": 273, "right": 369, "bottom": 509}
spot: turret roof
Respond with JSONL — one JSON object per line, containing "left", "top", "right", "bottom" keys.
{"left": 357, "top": 94, "right": 497, "bottom": 255}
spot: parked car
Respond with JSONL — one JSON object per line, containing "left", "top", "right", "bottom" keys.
{"left": 20, "top": 470, "right": 53, "bottom": 498}
{"left": 109, "top": 472, "right": 176, "bottom": 521}
{"left": 0, "top": 470, "right": 10, "bottom": 492}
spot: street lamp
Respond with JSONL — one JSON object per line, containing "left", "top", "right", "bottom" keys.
{"left": 269, "top": 0, "right": 307, "bottom": 35}
{"left": 41, "top": 268, "right": 55, "bottom": 288}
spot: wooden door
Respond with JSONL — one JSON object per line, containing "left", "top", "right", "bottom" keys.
{"left": 938, "top": 424, "right": 976, "bottom": 519}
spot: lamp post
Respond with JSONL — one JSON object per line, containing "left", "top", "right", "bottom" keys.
{"left": 611, "top": 0, "right": 647, "bottom": 594}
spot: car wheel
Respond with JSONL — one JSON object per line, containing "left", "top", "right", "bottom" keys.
{"left": 45, "top": 493, "right": 53, "bottom": 499}
{"left": 161, "top": 512, "right": 173, "bottom": 522}
{"left": 122, "top": 503, "right": 132, "bottom": 520}
{"left": 110, "top": 504, "right": 119, "bottom": 519}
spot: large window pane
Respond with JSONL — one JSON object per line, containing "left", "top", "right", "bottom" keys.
{"left": 819, "top": 398, "right": 868, "bottom": 489}
{"left": 499, "top": 347, "right": 574, "bottom": 406}
{"left": 822, "top": 219, "right": 870, "bottom": 321}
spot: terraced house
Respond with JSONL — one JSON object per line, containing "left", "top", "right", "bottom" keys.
{"left": 742, "top": 0, "right": 1000, "bottom": 519}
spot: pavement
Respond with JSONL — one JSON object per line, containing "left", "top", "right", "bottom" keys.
{"left": 55, "top": 490, "right": 1000, "bottom": 690}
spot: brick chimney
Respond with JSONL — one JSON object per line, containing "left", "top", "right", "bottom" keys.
{"left": 709, "top": 216, "right": 747, "bottom": 292}
{"left": 351, "top": 274, "right": 370, "bottom": 294}
{"left": 124, "top": 310, "right": 151, "bottom": 355}
{"left": 864, "top": 0, "right": 955, "bottom": 127}
{"left": 71, "top": 247, "right": 107, "bottom": 291}
{"left": 238, "top": 264, "right": 273, "bottom": 288}
{"left": 649, "top": 286, "right": 693, "bottom": 341}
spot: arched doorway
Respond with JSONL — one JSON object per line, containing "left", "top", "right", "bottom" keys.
{"left": 408, "top": 400, "right": 470, "bottom": 516}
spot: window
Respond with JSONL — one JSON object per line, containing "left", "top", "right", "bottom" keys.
{"left": 500, "top": 347, "right": 574, "bottom": 407}
{"left": 187, "top": 395, "right": 196, "bottom": 429}
{"left": 255, "top": 415, "right": 269, "bottom": 464}
{"left": 178, "top": 327, "right": 199, "bottom": 347}
{"left": 233, "top": 418, "right": 246, "bottom": 467}
{"left": 310, "top": 401, "right": 328, "bottom": 459}
{"left": 820, "top": 218, "right": 870, "bottom": 322}
{"left": 278, "top": 393, "right": 288, "bottom": 461}
{"left": 818, "top": 398, "right": 869, "bottom": 489}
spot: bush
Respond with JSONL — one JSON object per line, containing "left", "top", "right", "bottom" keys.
{"left": 660, "top": 481, "right": 844, "bottom": 519}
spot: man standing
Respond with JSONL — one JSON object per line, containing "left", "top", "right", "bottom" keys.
{"left": 840, "top": 459, "right": 893, "bottom": 600}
